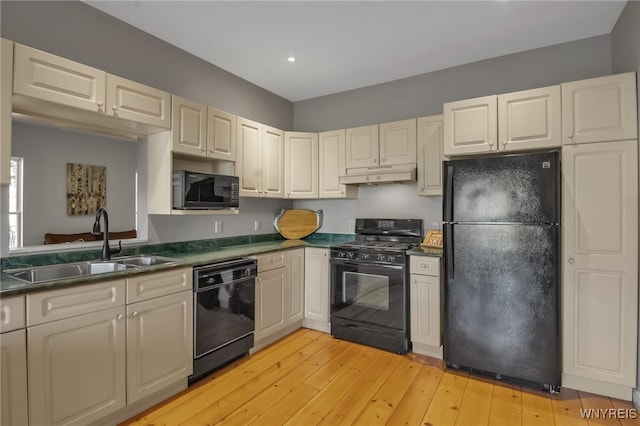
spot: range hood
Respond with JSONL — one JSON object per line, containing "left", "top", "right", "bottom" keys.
{"left": 339, "top": 164, "right": 417, "bottom": 185}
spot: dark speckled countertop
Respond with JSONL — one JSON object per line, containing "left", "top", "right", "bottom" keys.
{"left": 0, "top": 233, "right": 353, "bottom": 296}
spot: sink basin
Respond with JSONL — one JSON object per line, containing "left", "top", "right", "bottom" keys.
{"left": 5, "top": 260, "right": 137, "bottom": 284}
{"left": 115, "top": 255, "right": 179, "bottom": 267}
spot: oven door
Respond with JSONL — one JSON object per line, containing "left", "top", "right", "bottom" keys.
{"left": 330, "top": 259, "right": 407, "bottom": 330}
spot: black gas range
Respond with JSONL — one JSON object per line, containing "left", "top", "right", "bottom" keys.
{"left": 329, "top": 218, "right": 423, "bottom": 354}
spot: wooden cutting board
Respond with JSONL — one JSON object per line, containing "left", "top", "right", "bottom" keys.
{"left": 274, "top": 209, "right": 322, "bottom": 240}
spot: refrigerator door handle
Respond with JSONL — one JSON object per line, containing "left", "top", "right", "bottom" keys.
{"left": 444, "top": 223, "right": 454, "bottom": 280}
{"left": 443, "top": 161, "right": 453, "bottom": 221}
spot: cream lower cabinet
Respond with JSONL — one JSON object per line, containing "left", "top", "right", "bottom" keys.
{"left": 318, "top": 130, "right": 358, "bottom": 199}
{"left": 1, "top": 295, "right": 28, "bottom": 426}
{"left": 562, "top": 140, "right": 638, "bottom": 401}
{"left": 284, "top": 132, "right": 318, "bottom": 199}
{"left": 409, "top": 256, "right": 443, "bottom": 359}
{"left": 254, "top": 249, "right": 304, "bottom": 349}
{"left": 302, "top": 248, "right": 330, "bottom": 332}
{"left": 416, "top": 115, "right": 444, "bottom": 196}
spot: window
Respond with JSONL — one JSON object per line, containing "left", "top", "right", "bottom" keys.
{"left": 9, "top": 157, "right": 23, "bottom": 249}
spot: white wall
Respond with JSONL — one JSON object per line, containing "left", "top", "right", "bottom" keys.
{"left": 11, "top": 121, "right": 137, "bottom": 247}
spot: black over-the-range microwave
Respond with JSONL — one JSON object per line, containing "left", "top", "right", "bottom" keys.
{"left": 172, "top": 170, "right": 240, "bottom": 210}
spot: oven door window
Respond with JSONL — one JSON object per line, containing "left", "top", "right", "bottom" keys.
{"left": 342, "top": 272, "right": 389, "bottom": 310}
{"left": 331, "top": 261, "right": 406, "bottom": 329}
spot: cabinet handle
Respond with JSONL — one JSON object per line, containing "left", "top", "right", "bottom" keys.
{"left": 323, "top": 253, "right": 327, "bottom": 257}
{"left": 376, "top": 176, "right": 381, "bottom": 180}
{"left": 112, "top": 105, "right": 118, "bottom": 111}
{"left": 340, "top": 190, "right": 344, "bottom": 195}
{"left": 131, "top": 311, "right": 139, "bottom": 318}
{"left": 412, "top": 279, "right": 417, "bottom": 284}
{"left": 488, "top": 141, "right": 494, "bottom": 147}
{"left": 366, "top": 176, "right": 370, "bottom": 181}
{"left": 420, "top": 187, "right": 424, "bottom": 192}
{"left": 201, "top": 147, "right": 206, "bottom": 152}
{"left": 117, "top": 314, "right": 124, "bottom": 321}
{"left": 97, "top": 101, "right": 104, "bottom": 107}
{"left": 568, "top": 258, "right": 575, "bottom": 264}
{"left": 567, "top": 133, "right": 574, "bottom": 143}
{"left": 373, "top": 159, "right": 377, "bottom": 163}
{"left": 502, "top": 140, "right": 508, "bottom": 146}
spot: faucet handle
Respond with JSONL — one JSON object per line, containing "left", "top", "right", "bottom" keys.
{"left": 110, "top": 241, "right": 122, "bottom": 256}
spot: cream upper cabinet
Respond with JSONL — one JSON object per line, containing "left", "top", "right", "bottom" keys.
{"left": 417, "top": 115, "right": 444, "bottom": 196}
{"left": 207, "top": 107, "right": 236, "bottom": 161}
{"left": 318, "top": 130, "right": 358, "bottom": 199}
{"left": 105, "top": 74, "right": 171, "bottom": 129}
{"left": 28, "top": 306, "right": 127, "bottom": 425}
{"left": 379, "top": 118, "right": 417, "bottom": 166}
{"left": 13, "top": 43, "right": 106, "bottom": 113}
{"left": 562, "top": 140, "right": 638, "bottom": 400}
{"left": 444, "top": 95, "right": 497, "bottom": 156}
{"left": 237, "top": 117, "right": 283, "bottom": 198}
{"left": 498, "top": 85, "right": 561, "bottom": 151}
{"left": 171, "top": 95, "right": 207, "bottom": 156}
{"left": 410, "top": 256, "right": 442, "bottom": 359}
{"left": 562, "top": 72, "right": 638, "bottom": 145}
{"left": 303, "top": 247, "right": 330, "bottom": 332}
{"left": 346, "top": 124, "right": 379, "bottom": 168}
{"left": 1, "top": 38, "right": 13, "bottom": 186}
{"left": 284, "top": 131, "right": 318, "bottom": 199}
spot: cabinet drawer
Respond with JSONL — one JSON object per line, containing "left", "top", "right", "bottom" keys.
{"left": 410, "top": 256, "right": 440, "bottom": 277}
{"left": 126, "top": 267, "right": 192, "bottom": 304}
{"left": 256, "top": 251, "right": 287, "bottom": 272}
{"left": 27, "top": 279, "right": 125, "bottom": 326}
{"left": 1, "top": 295, "right": 25, "bottom": 333}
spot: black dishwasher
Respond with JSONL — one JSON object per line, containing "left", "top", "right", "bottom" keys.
{"left": 190, "top": 257, "right": 257, "bottom": 384}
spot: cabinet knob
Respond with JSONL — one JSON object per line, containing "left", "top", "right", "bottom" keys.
{"left": 117, "top": 314, "right": 124, "bottom": 321}
{"left": 373, "top": 159, "right": 377, "bottom": 163}
{"left": 323, "top": 253, "right": 327, "bottom": 257}
{"left": 488, "top": 141, "right": 494, "bottom": 147}
{"left": 97, "top": 101, "right": 104, "bottom": 107}
{"left": 112, "top": 105, "right": 118, "bottom": 111}
{"left": 340, "top": 190, "right": 344, "bottom": 195}
{"left": 131, "top": 311, "right": 139, "bottom": 318}
{"left": 568, "top": 258, "right": 575, "bottom": 264}
{"left": 412, "top": 279, "right": 417, "bottom": 284}
{"left": 502, "top": 140, "right": 508, "bottom": 146}
{"left": 376, "top": 176, "right": 381, "bottom": 180}
{"left": 420, "top": 187, "right": 424, "bottom": 192}
{"left": 366, "top": 176, "right": 370, "bottom": 181}
{"left": 567, "top": 133, "right": 574, "bottom": 143}
{"left": 201, "top": 147, "right": 206, "bottom": 152}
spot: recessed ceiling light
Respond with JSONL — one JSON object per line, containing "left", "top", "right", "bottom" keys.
{"left": 287, "top": 56, "right": 296, "bottom": 63}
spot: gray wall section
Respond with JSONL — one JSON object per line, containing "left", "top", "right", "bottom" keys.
{"left": 0, "top": 0, "right": 293, "bottom": 129}
{"left": 11, "top": 121, "right": 137, "bottom": 247}
{"left": 611, "top": 0, "right": 640, "bottom": 404}
{"left": 293, "top": 35, "right": 612, "bottom": 132}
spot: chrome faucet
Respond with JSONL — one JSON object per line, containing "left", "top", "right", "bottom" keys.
{"left": 92, "top": 208, "right": 121, "bottom": 261}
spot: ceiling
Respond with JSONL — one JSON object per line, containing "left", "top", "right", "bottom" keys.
{"left": 84, "top": 1, "right": 627, "bottom": 102}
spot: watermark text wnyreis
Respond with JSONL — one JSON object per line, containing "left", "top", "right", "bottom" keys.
{"left": 580, "top": 408, "right": 637, "bottom": 419}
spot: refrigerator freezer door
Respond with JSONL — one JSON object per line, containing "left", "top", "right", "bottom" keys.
{"left": 444, "top": 223, "right": 560, "bottom": 386}
{"left": 443, "top": 151, "right": 559, "bottom": 223}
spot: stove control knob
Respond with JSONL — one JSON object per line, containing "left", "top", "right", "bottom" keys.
{"left": 348, "top": 252, "right": 356, "bottom": 259}
{"left": 377, "top": 254, "right": 386, "bottom": 262}
{"left": 362, "top": 253, "right": 370, "bottom": 260}
{"left": 338, "top": 251, "right": 346, "bottom": 258}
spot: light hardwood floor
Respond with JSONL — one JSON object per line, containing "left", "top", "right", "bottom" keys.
{"left": 121, "top": 328, "right": 639, "bottom": 426}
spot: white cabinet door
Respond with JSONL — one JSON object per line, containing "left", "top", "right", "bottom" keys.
{"left": 13, "top": 43, "right": 106, "bottom": 113}
{"left": 410, "top": 274, "right": 440, "bottom": 347}
{"left": 416, "top": 115, "right": 444, "bottom": 196}
{"left": 262, "top": 125, "right": 285, "bottom": 199}
{"left": 237, "top": 117, "right": 263, "bottom": 197}
{"left": 171, "top": 95, "right": 207, "bottom": 157}
{"left": 304, "top": 248, "right": 330, "bottom": 325}
{"left": 286, "top": 249, "right": 305, "bottom": 323}
{"left": 0, "top": 38, "right": 13, "bottom": 186}
{"left": 255, "top": 267, "right": 287, "bottom": 341}
{"left": 379, "top": 118, "right": 417, "bottom": 166}
{"left": 207, "top": 107, "right": 236, "bottom": 161}
{"left": 106, "top": 74, "right": 171, "bottom": 129}
{"left": 319, "top": 130, "right": 358, "bottom": 199}
{"left": 562, "top": 140, "right": 638, "bottom": 397}
{"left": 126, "top": 290, "right": 193, "bottom": 404}
{"left": 28, "top": 306, "right": 126, "bottom": 426}
{"left": 346, "top": 124, "right": 379, "bottom": 168}
{"left": 1, "top": 329, "right": 28, "bottom": 426}
{"left": 284, "top": 132, "right": 318, "bottom": 199}
{"left": 498, "top": 85, "right": 561, "bottom": 151}
{"left": 443, "top": 95, "right": 497, "bottom": 156}
{"left": 562, "top": 72, "right": 638, "bottom": 145}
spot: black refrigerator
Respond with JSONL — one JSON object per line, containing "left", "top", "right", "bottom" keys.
{"left": 442, "top": 151, "right": 561, "bottom": 391}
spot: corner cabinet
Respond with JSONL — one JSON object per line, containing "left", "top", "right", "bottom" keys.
{"left": 416, "top": 115, "right": 444, "bottom": 196}
{"left": 0, "top": 38, "right": 13, "bottom": 186}
{"left": 562, "top": 72, "right": 638, "bottom": 145}
{"left": 318, "top": 130, "right": 358, "bottom": 199}
{"left": 1, "top": 295, "right": 28, "bottom": 426}
{"left": 562, "top": 140, "right": 638, "bottom": 401}
{"left": 237, "top": 117, "right": 284, "bottom": 198}
{"left": 409, "top": 256, "right": 443, "bottom": 359}
{"left": 303, "top": 247, "right": 330, "bottom": 332}
{"left": 254, "top": 249, "right": 304, "bottom": 350}
{"left": 284, "top": 132, "right": 319, "bottom": 199}
{"left": 444, "top": 85, "right": 561, "bottom": 156}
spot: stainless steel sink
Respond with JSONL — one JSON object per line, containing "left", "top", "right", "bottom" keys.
{"left": 3, "top": 255, "right": 179, "bottom": 284}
